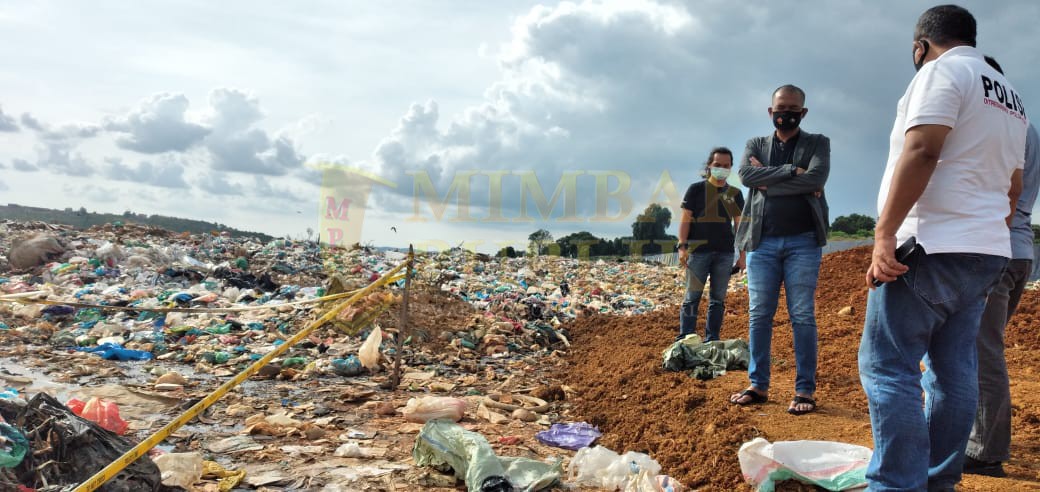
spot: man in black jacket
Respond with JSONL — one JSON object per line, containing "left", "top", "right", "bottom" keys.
{"left": 730, "top": 84, "right": 830, "bottom": 416}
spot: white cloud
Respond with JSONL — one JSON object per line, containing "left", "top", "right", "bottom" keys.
{"left": 12, "top": 159, "right": 37, "bottom": 172}
{"left": 104, "top": 93, "right": 209, "bottom": 153}
{"left": 103, "top": 157, "right": 189, "bottom": 189}
{"left": 19, "top": 113, "right": 43, "bottom": 131}
{"left": 201, "top": 89, "right": 305, "bottom": 176}
{"left": 0, "top": 106, "right": 17, "bottom": 132}
{"left": 35, "top": 140, "right": 94, "bottom": 176}
{"left": 196, "top": 171, "right": 245, "bottom": 196}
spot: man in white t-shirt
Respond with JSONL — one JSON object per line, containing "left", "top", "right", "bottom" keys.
{"left": 859, "top": 5, "right": 1028, "bottom": 491}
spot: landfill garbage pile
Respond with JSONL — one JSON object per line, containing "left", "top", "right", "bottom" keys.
{"left": 0, "top": 219, "right": 696, "bottom": 491}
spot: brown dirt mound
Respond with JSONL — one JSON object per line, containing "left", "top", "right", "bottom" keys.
{"left": 559, "top": 246, "right": 1040, "bottom": 490}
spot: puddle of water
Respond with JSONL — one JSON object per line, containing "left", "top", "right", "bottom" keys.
{"left": 0, "top": 357, "right": 81, "bottom": 401}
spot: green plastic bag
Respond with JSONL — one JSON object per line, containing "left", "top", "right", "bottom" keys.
{"left": 0, "top": 423, "right": 29, "bottom": 468}
{"left": 662, "top": 336, "right": 750, "bottom": 380}
{"left": 413, "top": 420, "right": 561, "bottom": 492}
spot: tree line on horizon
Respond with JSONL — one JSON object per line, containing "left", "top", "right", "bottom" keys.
{"left": 500, "top": 208, "right": 893, "bottom": 259}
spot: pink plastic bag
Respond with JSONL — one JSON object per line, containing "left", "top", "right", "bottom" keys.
{"left": 67, "top": 397, "right": 129, "bottom": 435}
{"left": 401, "top": 396, "right": 467, "bottom": 423}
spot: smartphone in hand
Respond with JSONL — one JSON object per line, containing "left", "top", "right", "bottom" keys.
{"left": 872, "top": 236, "right": 917, "bottom": 287}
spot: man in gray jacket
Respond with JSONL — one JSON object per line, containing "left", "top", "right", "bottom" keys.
{"left": 729, "top": 84, "right": 830, "bottom": 415}
{"left": 964, "top": 58, "right": 1040, "bottom": 478}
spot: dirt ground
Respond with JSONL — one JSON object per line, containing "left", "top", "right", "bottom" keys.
{"left": 558, "top": 246, "right": 1040, "bottom": 491}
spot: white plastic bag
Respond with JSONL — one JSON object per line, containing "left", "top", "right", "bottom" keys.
{"left": 738, "top": 438, "right": 871, "bottom": 491}
{"left": 567, "top": 445, "right": 662, "bottom": 490}
{"left": 358, "top": 325, "right": 382, "bottom": 370}
{"left": 154, "top": 452, "right": 203, "bottom": 489}
{"left": 401, "top": 396, "right": 467, "bottom": 423}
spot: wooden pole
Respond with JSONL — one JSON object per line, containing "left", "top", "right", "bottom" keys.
{"left": 390, "top": 244, "right": 413, "bottom": 389}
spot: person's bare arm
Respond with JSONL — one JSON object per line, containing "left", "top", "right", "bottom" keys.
{"left": 866, "top": 124, "right": 951, "bottom": 288}
{"left": 678, "top": 208, "right": 693, "bottom": 267}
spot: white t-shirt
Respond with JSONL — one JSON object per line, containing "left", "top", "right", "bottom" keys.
{"left": 878, "top": 46, "right": 1029, "bottom": 257}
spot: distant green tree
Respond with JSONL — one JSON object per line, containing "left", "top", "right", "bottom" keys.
{"left": 831, "top": 214, "right": 876, "bottom": 235}
{"left": 528, "top": 229, "right": 554, "bottom": 255}
{"left": 1032, "top": 224, "right": 1040, "bottom": 244}
{"left": 556, "top": 231, "right": 607, "bottom": 258}
{"left": 631, "top": 204, "right": 674, "bottom": 255}
{"left": 496, "top": 246, "right": 518, "bottom": 258}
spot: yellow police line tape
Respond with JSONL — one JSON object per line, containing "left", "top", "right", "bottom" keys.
{"left": 72, "top": 258, "right": 411, "bottom": 492}
{"left": 0, "top": 275, "right": 405, "bottom": 314}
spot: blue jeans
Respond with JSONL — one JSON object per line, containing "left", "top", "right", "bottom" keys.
{"left": 858, "top": 249, "right": 1007, "bottom": 491}
{"left": 746, "top": 232, "right": 821, "bottom": 394}
{"left": 678, "top": 250, "right": 735, "bottom": 341}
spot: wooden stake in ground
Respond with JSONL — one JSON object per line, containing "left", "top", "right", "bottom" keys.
{"left": 390, "top": 244, "right": 413, "bottom": 389}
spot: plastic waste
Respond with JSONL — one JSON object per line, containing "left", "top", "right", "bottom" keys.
{"left": 535, "top": 422, "right": 601, "bottom": 450}
{"left": 0, "top": 423, "right": 29, "bottom": 468}
{"left": 67, "top": 397, "right": 130, "bottom": 435}
{"left": 358, "top": 325, "right": 383, "bottom": 370}
{"left": 3, "top": 393, "right": 161, "bottom": 488}
{"left": 331, "top": 355, "right": 363, "bottom": 376}
{"left": 77, "top": 343, "right": 153, "bottom": 361}
{"left": 281, "top": 356, "right": 308, "bottom": 368}
{"left": 0, "top": 388, "right": 19, "bottom": 400}
{"left": 623, "top": 470, "right": 687, "bottom": 492}
{"left": 566, "top": 445, "right": 661, "bottom": 490}
{"left": 203, "top": 351, "right": 231, "bottom": 364}
{"left": 402, "top": 396, "right": 467, "bottom": 423}
{"left": 414, "top": 420, "right": 561, "bottom": 492}
{"left": 738, "top": 438, "right": 871, "bottom": 492}
{"left": 662, "top": 337, "right": 750, "bottom": 380}
{"left": 202, "top": 460, "right": 246, "bottom": 491}
{"left": 154, "top": 452, "right": 204, "bottom": 489}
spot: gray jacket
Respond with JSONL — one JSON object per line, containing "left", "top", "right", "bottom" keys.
{"left": 734, "top": 131, "right": 830, "bottom": 252}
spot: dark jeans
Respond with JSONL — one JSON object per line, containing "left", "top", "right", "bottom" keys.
{"left": 678, "top": 250, "right": 735, "bottom": 341}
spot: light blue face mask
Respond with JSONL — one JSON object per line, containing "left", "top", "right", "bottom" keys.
{"left": 710, "top": 167, "right": 731, "bottom": 181}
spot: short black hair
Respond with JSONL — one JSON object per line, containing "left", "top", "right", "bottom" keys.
{"left": 983, "top": 55, "right": 1004, "bottom": 75}
{"left": 772, "top": 84, "right": 806, "bottom": 106}
{"left": 915, "top": 5, "right": 976, "bottom": 47}
{"left": 701, "top": 146, "right": 733, "bottom": 178}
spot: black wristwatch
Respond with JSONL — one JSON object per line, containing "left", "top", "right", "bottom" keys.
{"left": 676, "top": 243, "right": 688, "bottom": 252}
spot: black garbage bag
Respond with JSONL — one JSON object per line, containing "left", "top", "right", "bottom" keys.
{"left": 0, "top": 393, "right": 162, "bottom": 491}
{"left": 213, "top": 267, "right": 280, "bottom": 292}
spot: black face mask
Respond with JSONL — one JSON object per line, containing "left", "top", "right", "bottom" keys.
{"left": 772, "top": 110, "right": 802, "bottom": 131}
{"left": 913, "top": 40, "right": 929, "bottom": 72}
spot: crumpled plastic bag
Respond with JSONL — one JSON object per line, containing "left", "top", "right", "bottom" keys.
{"left": 738, "top": 437, "right": 871, "bottom": 492}
{"left": 624, "top": 470, "right": 687, "bottom": 492}
{"left": 413, "top": 419, "right": 561, "bottom": 492}
{"left": 0, "top": 422, "right": 29, "bottom": 468}
{"left": 359, "top": 325, "right": 382, "bottom": 370}
{"left": 535, "top": 422, "right": 601, "bottom": 450}
{"left": 202, "top": 460, "right": 246, "bottom": 491}
{"left": 567, "top": 445, "right": 661, "bottom": 490}
{"left": 77, "top": 342, "right": 154, "bottom": 361}
{"left": 662, "top": 336, "right": 749, "bottom": 380}
{"left": 402, "top": 396, "right": 467, "bottom": 423}
{"left": 67, "top": 397, "right": 129, "bottom": 435}
{"left": 154, "top": 452, "right": 203, "bottom": 489}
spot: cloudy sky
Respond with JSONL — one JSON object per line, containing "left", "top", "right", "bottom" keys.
{"left": 1, "top": 0, "right": 1037, "bottom": 252}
